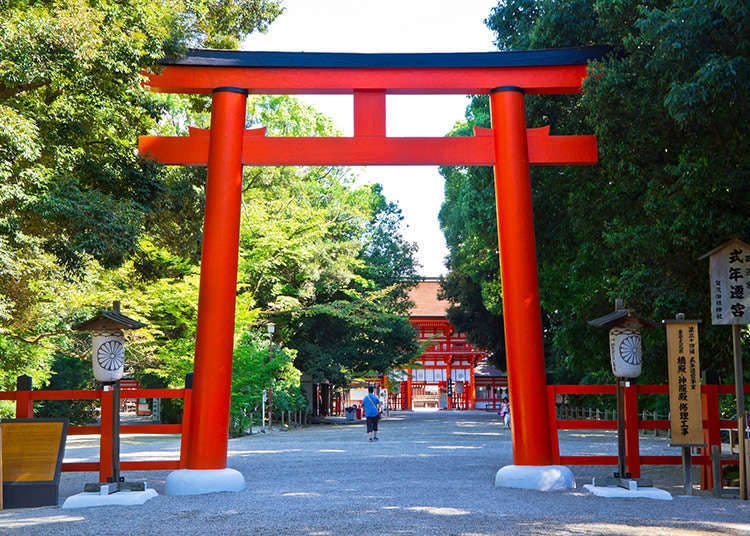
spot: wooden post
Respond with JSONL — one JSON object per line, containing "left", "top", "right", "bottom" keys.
{"left": 179, "top": 373, "right": 193, "bottom": 469}
{"left": 111, "top": 381, "right": 121, "bottom": 485}
{"left": 616, "top": 379, "right": 627, "bottom": 478}
{"left": 99, "top": 387, "right": 114, "bottom": 483}
{"left": 701, "top": 377, "right": 721, "bottom": 490}
{"left": 624, "top": 380, "right": 641, "bottom": 478}
{"left": 547, "top": 385, "right": 561, "bottom": 464}
{"left": 732, "top": 324, "right": 747, "bottom": 499}
{"left": 711, "top": 444, "right": 723, "bottom": 497}
{"left": 15, "top": 375, "right": 33, "bottom": 419}
{"left": 682, "top": 446, "right": 694, "bottom": 496}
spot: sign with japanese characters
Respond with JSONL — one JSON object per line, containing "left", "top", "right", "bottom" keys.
{"left": 665, "top": 321, "right": 703, "bottom": 445}
{"left": 707, "top": 239, "right": 750, "bottom": 325}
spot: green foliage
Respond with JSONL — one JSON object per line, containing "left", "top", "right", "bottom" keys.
{"left": 236, "top": 96, "right": 420, "bottom": 388}
{"left": 288, "top": 295, "right": 419, "bottom": 385}
{"left": 0, "top": 2, "right": 420, "bottom": 412}
{"left": 230, "top": 334, "right": 305, "bottom": 436}
{"left": 0, "top": 0, "right": 282, "bottom": 387}
{"left": 438, "top": 107, "right": 506, "bottom": 367}
{"left": 441, "top": 0, "right": 750, "bottom": 383}
{"left": 36, "top": 353, "right": 98, "bottom": 424}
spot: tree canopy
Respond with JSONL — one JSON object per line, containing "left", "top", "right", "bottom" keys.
{"left": 0, "top": 1, "right": 420, "bottom": 420}
{"left": 440, "top": 0, "right": 750, "bottom": 383}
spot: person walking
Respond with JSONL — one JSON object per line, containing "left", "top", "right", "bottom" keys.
{"left": 499, "top": 396, "right": 511, "bottom": 429}
{"left": 362, "top": 385, "right": 382, "bottom": 441}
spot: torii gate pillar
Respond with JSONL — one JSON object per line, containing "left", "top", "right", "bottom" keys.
{"left": 490, "top": 87, "right": 554, "bottom": 464}
{"left": 489, "top": 87, "right": 572, "bottom": 489}
{"left": 165, "top": 87, "right": 248, "bottom": 495}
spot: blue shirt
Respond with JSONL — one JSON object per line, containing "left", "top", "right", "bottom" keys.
{"left": 362, "top": 393, "right": 381, "bottom": 418}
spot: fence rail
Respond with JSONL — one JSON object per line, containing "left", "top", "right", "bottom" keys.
{"left": 1, "top": 379, "right": 747, "bottom": 491}
{"left": 0, "top": 381, "right": 191, "bottom": 483}
{"left": 547, "top": 383, "right": 750, "bottom": 490}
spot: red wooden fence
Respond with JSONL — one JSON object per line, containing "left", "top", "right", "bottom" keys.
{"left": 548, "top": 383, "right": 749, "bottom": 489}
{"left": 0, "top": 381, "right": 191, "bottom": 483}
{"left": 1, "top": 380, "right": 745, "bottom": 490}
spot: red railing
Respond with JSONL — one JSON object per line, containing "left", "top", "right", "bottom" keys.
{"left": 547, "top": 383, "right": 748, "bottom": 489}
{"left": 2, "top": 379, "right": 745, "bottom": 490}
{"left": 0, "top": 381, "right": 192, "bottom": 483}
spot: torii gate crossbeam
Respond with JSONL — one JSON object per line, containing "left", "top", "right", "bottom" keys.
{"left": 139, "top": 47, "right": 609, "bottom": 494}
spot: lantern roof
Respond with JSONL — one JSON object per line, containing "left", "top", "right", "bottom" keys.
{"left": 72, "top": 302, "right": 146, "bottom": 332}
{"left": 588, "top": 301, "right": 657, "bottom": 330}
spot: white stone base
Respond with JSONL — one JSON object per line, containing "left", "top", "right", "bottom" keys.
{"left": 62, "top": 488, "right": 158, "bottom": 509}
{"left": 165, "top": 468, "right": 246, "bottom": 496}
{"left": 495, "top": 465, "right": 576, "bottom": 491}
{"left": 583, "top": 483, "right": 673, "bottom": 500}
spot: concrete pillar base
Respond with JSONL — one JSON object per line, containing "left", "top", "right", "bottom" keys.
{"left": 165, "top": 468, "right": 246, "bottom": 496}
{"left": 495, "top": 465, "right": 575, "bottom": 491}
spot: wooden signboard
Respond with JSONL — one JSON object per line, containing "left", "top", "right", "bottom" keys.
{"left": 0, "top": 419, "right": 68, "bottom": 509}
{"left": 665, "top": 321, "right": 703, "bottom": 445}
{"left": 706, "top": 239, "right": 750, "bottom": 325}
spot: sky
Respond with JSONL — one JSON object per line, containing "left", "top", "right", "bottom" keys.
{"left": 242, "top": 0, "right": 498, "bottom": 276}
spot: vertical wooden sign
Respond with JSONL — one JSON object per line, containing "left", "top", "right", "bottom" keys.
{"left": 665, "top": 320, "right": 703, "bottom": 445}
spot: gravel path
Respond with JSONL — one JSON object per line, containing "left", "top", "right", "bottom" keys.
{"left": 1, "top": 411, "right": 749, "bottom": 535}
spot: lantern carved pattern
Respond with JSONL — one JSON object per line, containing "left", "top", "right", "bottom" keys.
{"left": 618, "top": 334, "right": 642, "bottom": 366}
{"left": 92, "top": 331, "right": 126, "bottom": 382}
{"left": 97, "top": 340, "right": 125, "bottom": 371}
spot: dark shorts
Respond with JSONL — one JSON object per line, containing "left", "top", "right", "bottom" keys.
{"left": 366, "top": 416, "right": 379, "bottom": 433}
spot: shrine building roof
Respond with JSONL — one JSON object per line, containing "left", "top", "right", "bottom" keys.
{"left": 408, "top": 279, "right": 450, "bottom": 318}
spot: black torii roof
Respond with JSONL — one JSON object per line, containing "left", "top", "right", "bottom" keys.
{"left": 161, "top": 45, "right": 612, "bottom": 69}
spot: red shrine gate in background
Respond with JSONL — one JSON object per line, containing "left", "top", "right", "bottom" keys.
{"left": 403, "top": 278, "right": 498, "bottom": 411}
{"left": 139, "top": 46, "right": 608, "bottom": 477}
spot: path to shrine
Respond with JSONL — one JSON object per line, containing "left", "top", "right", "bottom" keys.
{"left": 2, "top": 411, "right": 749, "bottom": 535}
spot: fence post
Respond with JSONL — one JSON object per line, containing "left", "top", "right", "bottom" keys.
{"left": 99, "top": 387, "right": 114, "bottom": 483}
{"left": 701, "top": 371, "right": 721, "bottom": 490}
{"left": 15, "top": 375, "right": 33, "bottom": 419}
{"left": 546, "top": 385, "right": 561, "bottom": 464}
{"left": 179, "top": 373, "right": 193, "bottom": 469}
{"left": 625, "top": 382, "right": 641, "bottom": 478}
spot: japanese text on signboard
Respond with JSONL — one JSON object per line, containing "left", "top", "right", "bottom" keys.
{"left": 710, "top": 243, "right": 750, "bottom": 325}
{"left": 666, "top": 322, "right": 703, "bottom": 445}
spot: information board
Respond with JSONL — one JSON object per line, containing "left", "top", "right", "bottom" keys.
{"left": 708, "top": 240, "right": 750, "bottom": 325}
{"left": 665, "top": 322, "right": 703, "bottom": 445}
{"left": 0, "top": 419, "right": 68, "bottom": 508}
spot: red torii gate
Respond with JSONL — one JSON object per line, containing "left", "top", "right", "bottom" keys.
{"left": 139, "top": 47, "right": 608, "bottom": 493}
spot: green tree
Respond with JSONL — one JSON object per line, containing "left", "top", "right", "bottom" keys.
{"left": 0, "top": 0, "right": 281, "bottom": 387}
{"left": 438, "top": 98, "right": 506, "bottom": 367}
{"left": 36, "top": 353, "right": 98, "bottom": 424}
{"left": 231, "top": 333, "right": 304, "bottom": 436}
{"left": 234, "top": 96, "right": 420, "bottom": 388}
{"left": 441, "top": 0, "right": 750, "bottom": 383}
